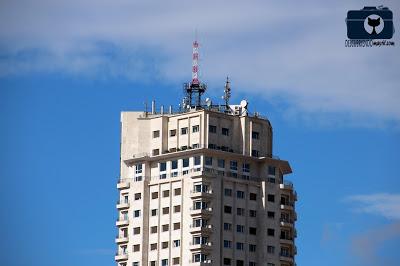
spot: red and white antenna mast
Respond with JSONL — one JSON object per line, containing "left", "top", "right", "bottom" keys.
{"left": 183, "top": 35, "right": 207, "bottom": 109}
{"left": 191, "top": 40, "right": 199, "bottom": 85}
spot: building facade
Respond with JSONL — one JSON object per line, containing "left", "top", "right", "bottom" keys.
{"left": 115, "top": 104, "right": 297, "bottom": 266}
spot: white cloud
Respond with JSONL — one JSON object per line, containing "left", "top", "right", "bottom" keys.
{"left": 345, "top": 193, "right": 400, "bottom": 220}
{"left": 1, "top": 0, "right": 400, "bottom": 125}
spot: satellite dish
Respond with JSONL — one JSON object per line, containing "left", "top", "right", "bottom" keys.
{"left": 205, "top": 98, "right": 212, "bottom": 107}
{"left": 240, "top": 100, "right": 248, "bottom": 109}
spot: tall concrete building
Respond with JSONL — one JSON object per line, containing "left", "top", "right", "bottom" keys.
{"left": 115, "top": 41, "right": 297, "bottom": 266}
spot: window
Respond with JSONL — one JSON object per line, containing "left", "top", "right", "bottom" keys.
{"left": 134, "top": 193, "right": 141, "bottom": 200}
{"left": 134, "top": 175, "right": 142, "bottom": 182}
{"left": 224, "top": 188, "right": 232, "bottom": 196}
{"left": 194, "top": 201, "right": 208, "bottom": 210}
{"left": 174, "top": 205, "right": 181, "bottom": 213}
{"left": 171, "top": 160, "right": 178, "bottom": 170}
{"left": 181, "top": 127, "right": 188, "bottom": 135}
{"left": 236, "top": 242, "right": 244, "bottom": 250}
{"left": 224, "top": 258, "right": 232, "bottom": 265}
{"left": 267, "top": 264, "right": 275, "bottom": 266}
{"left": 133, "top": 227, "right": 140, "bottom": 235}
{"left": 249, "top": 262, "right": 257, "bottom": 266}
{"left": 267, "top": 194, "right": 275, "bottom": 202}
{"left": 252, "top": 131, "right": 259, "bottom": 139}
{"left": 267, "top": 228, "right": 275, "bottom": 236}
{"left": 230, "top": 161, "right": 238, "bottom": 171}
{"left": 152, "top": 149, "right": 160, "bottom": 156}
{"left": 237, "top": 225, "right": 245, "bottom": 233}
{"left": 218, "top": 159, "right": 225, "bottom": 168}
{"left": 237, "top": 190, "right": 245, "bottom": 199}
{"left": 162, "top": 241, "right": 168, "bottom": 249}
{"left": 192, "top": 125, "right": 199, "bottom": 133}
{"left": 249, "top": 227, "right": 257, "bottom": 235}
{"left": 242, "top": 163, "right": 250, "bottom": 173}
{"left": 194, "top": 156, "right": 201, "bottom": 166}
{"left": 173, "top": 222, "right": 180, "bottom": 230}
{"left": 249, "top": 193, "right": 257, "bottom": 201}
{"left": 194, "top": 183, "right": 208, "bottom": 193}
{"left": 150, "top": 243, "right": 157, "bottom": 250}
{"left": 162, "top": 224, "right": 169, "bottom": 232}
{"left": 193, "top": 253, "right": 208, "bottom": 263}
{"left": 205, "top": 156, "right": 212, "bottom": 166}
{"left": 173, "top": 257, "right": 180, "bottom": 265}
{"left": 151, "top": 209, "right": 158, "bottom": 216}
{"left": 236, "top": 260, "right": 244, "bottom": 266}
{"left": 150, "top": 262, "right": 156, "bottom": 266}
{"left": 134, "top": 210, "right": 141, "bottom": 217}
{"left": 192, "top": 143, "right": 199, "bottom": 148}
{"left": 268, "top": 166, "right": 276, "bottom": 176}
{"left": 224, "top": 223, "right": 232, "bottom": 231}
{"left": 222, "top": 127, "right": 229, "bottom": 136}
{"left": 159, "top": 162, "right": 167, "bottom": 172}
{"left": 163, "top": 190, "right": 170, "bottom": 197}
{"left": 209, "top": 125, "right": 217, "bottom": 133}
{"left": 170, "top": 129, "right": 176, "bottom": 137}
{"left": 208, "top": 143, "right": 216, "bottom": 149}
{"left": 237, "top": 208, "right": 245, "bottom": 216}
{"left": 151, "top": 192, "right": 158, "bottom": 199}
{"left": 133, "top": 262, "right": 139, "bottom": 266}
{"left": 135, "top": 164, "right": 143, "bottom": 174}
{"left": 249, "top": 244, "right": 256, "bottom": 252}
{"left": 171, "top": 239, "right": 180, "bottom": 248}
{"left": 267, "top": 211, "right": 275, "bottom": 219}
{"left": 267, "top": 245, "right": 275, "bottom": 254}
{"left": 153, "top": 130, "right": 160, "bottom": 138}
{"left": 174, "top": 188, "right": 181, "bottom": 196}
{"left": 251, "top": 150, "right": 259, "bottom": 157}
{"left": 249, "top": 210, "right": 257, "bottom": 217}
{"left": 224, "top": 205, "right": 232, "bottom": 214}
{"left": 162, "top": 207, "right": 169, "bottom": 215}
{"left": 193, "top": 218, "right": 207, "bottom": 228}
{"left": 183, "top": 158, "right": 189, "bottom": 168}
{"left": 161, "top": 259, "right": 168, "bottom": 266}
{"left": 150, "top": 226, "right": 157, "bottom": 234}
{"left": 133, "top": 244, "right": 140, "bottom": 252}
{"left": 224, "top": 240, "right": 232, "bottom": 248}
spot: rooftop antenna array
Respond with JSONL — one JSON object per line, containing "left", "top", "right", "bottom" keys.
{"left": 222, "top": 76, "right": 231, "bottom": 111}
{"left": 183, "top": 36, "right": 207, "bottom": 109}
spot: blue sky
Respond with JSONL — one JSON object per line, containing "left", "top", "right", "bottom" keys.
{"left": 1, "top": 1, "right": 400, "bottom": 266}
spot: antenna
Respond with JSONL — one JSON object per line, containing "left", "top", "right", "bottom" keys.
{"left": 183, "top": 36, "right": 207, "bottom": 109}
{"left": 223, "top": 76, "right": 231, "bottom": 110}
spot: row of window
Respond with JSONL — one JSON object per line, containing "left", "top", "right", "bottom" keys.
{"left": 223, "top": 223, "right": 257, "bottom": 234}
{"left": 152, "top": 125, "right": 200, "bottom": 139}
{"left": 223, "top": 259, "right": 258, "bottom": 266}
{"left": 224, "top": 189, "right": 258, "bottom": 200}
{"left": 223, "top": 206, "right": 257, "bottom": 217}
{"left": 223, "top": 241, "right": 257, "bottom": 252}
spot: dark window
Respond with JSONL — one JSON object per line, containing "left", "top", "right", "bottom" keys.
{"left": 236, "top": 260, "right": 244, "bottom": 266}
{"left": 205, "top": 157, "right": 213, "bottom": 166}
{"left": 170, "top": 129, "right": 176, "bottom": 137}
{"left": 134, "top": 193, "right": 141, "bottom": 200}
{"left": 249, "top": 244, "right": 256, "bottom": 252}
{"left": 183, "top": 158, "right": 189, "bottom": 168}
{"left": 224, "top": 258, "right": 232, "bottom": 265}
{"left": 251, "top": 150, "right": 259, "bottom": 157}
{"left": 237, "top": 208, "right": 245, "bottom": 216}
{"left": 171, "top": 160, "right": 178, "bottom": 170}
{"left": 267, "top": 228, "right": 275, "bottom": 236}
{"left": 151, "top": 209, "right": 157, "bottom": 216}
{"left": 224, "top": 223, "right": 232, "bottom": 231}
{"left": 236, "top": 242, "right": 244, "bottom": 250}
{"left": 249, "top": 227, "right": 257, "bottom": 235}
{"left": 151, "top": 192, "right": 158, "bottom": 199}
{"left": 267, "top": 194, "right": 275, "bottom": 202}
{"left": 224, "top": 240, "right": 232, "bottom": 248}
{"left": 237, "top": 190, "right": 245, "bottom": 199}
{"left": 236, "top": 224, "right": 245, "bottom": 233}
{"left": 224, "top": 188, "right": 232, "bottom": 196}
{"left": 181, "top": 127, "right": 188, "bottom": 135}
{"left": 267, "top": 245, "right": 275, "bottom": 254}
{"left": 209, "top": 125, "right": 217, "bottom": 133}
{"left": 267, "top": 211, "right": 275, "bottom": 219}
{"left": 249, "top": 210, "right": 257, "bottom": 217}
{"left": 249, "top": 193, "right": 257, "bottom": 201}
{"left": 153, "top": 130, "right": 160, "bottom": 138}
{"left": 159, "top": 162, "right": 166, "bottom": 171}
{"left": 252, "top": 131, "right": 259, "bottom": 139}
{"left": 192, "top": 125, "right": 199, "bottom": 133}
{"left": 224, "top": 205, "right": 232, "bottom": 214}
{"left": 268, "top": 166, "right": 276, "bottom": 176}
{"left": 222, "top": 127, "right": 229, "bottom": 136}
{"left": 194, "top": 156, "right": 201, "bottom": 166}
{"left": 152, "top": 149, "right": 159, "bottom": 156}
{"left": 174, "top": 188, "right": 181, "bottom": 196}
{"left": 218, "top": 159, "right": 225, "bottom": 168}
{"left": 163, "top": 190, "right": 170, "bottom": 197}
